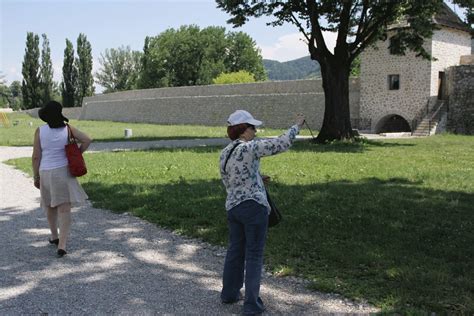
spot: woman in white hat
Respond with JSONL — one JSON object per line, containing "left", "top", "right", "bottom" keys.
{"left": 219, "top": 110, "right": 305, "bottom": 315}
{"left": 32, "top": 100, "right": 92, "bottom": 258}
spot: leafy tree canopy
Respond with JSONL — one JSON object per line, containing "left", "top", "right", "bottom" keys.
{"left": 96, "top": 46, "right": 142, "bottom": 93}
{"left": 138, "top": 25, "right": 266, "bottom": 89}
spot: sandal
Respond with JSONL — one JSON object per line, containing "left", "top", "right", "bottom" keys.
{"left": 48, "top": 238, "right": 59, "bottom": 246}
{"left": 57, "top": 249, "right": 67, "bottom": 258}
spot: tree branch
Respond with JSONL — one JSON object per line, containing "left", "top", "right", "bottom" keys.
{"left": 352, "top": 0, "right": 369, "bottom": 48}
{"left": 335, "top": 0, "right": 352, "bottom": 51}
{"left": 307, "top": 0, "right": 330, "bottom": 58}
{"left": 350, "top": 3, "right": 398, "bottom": 59}
{"left": 290, "top": 11, "right": 319, "bottom": 60}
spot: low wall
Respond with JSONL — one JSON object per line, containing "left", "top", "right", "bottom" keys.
{"left": 81, "top": 79, "right": 360, "bottom": 129}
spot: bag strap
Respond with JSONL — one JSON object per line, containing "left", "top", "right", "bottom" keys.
{"left": 66, "top": 124, "right": 77, "bottom": 144}
{"left": 222, "top": 142, "right": 242, "bottom": 174}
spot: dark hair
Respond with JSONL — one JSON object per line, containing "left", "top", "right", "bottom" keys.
{"left": 227, "top": 123, "right": 249, "bottom": 140}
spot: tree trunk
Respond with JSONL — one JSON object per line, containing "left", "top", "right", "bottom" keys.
{"left": 315, "top": 59, "right": 354, "bottom": 143}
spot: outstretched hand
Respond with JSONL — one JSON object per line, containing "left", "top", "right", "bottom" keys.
{"left": 296, "top": 114, "right": 305, "bottom": 128}
{"left": 261, "top": 175, "right": 271, "bottom": 185}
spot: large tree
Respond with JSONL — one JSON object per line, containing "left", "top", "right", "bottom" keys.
{"left": 75, "top": 33, "right": 94, "bottom": 106}
{"left": 137, "top": 25, "right": 266, "bottom": 89}
{"left": 40, "top": 34, "right": 54, "bottom": 105}
{"left": 61, "top": 39, "right": 77, "bottom": 107}
{"left": 216, "top": 0, "right": 473, "bottom": 142}
{"left": 95, "top": 46, "right": 142, "bottom": 93}
{"left": 225, "top": 31, "right": 266, "bottom": 81}
{"left": 21, "top": 32, "right": 41, "bottom": 109}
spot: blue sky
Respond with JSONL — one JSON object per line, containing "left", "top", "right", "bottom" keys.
{"left": 0, "top": 0, "right": 314, "bottom": 90}
{"left": 0, "top": 0, "right": 467, "bottom": 92}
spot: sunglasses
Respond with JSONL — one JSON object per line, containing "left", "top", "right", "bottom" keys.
{"left": 246, "top": 124, "right": 256, "bottom": 131}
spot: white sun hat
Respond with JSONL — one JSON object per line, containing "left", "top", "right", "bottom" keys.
{"left": 227, "top": 110, "right": 263, "bottom": 126}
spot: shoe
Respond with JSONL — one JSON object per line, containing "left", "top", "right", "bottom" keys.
{"left": 48, "top": 238, "right": 59, "bottom": 246}
{"left": 221, "top": 293, "right": 243, "bottom": 304}
{"left": 57, "top": 249, "right": 67, "bottom": 258}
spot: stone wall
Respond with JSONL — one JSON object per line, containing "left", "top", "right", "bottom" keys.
{"left": 446, "top": 65, "right": 474, "bottom": 134}
{"left": 81, "top": 79, "right": 360, "bottom": 129}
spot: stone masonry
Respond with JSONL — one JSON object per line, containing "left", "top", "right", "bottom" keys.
{"left": 446, "top": 65, "right": 474, "bottom": 134}
{"left": 81, "top": 79, "right": 360, "bottom": 129}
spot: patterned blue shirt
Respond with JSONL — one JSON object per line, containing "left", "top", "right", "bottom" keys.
{"left": 219, "top": 125, "right": 300, "bottom": 212}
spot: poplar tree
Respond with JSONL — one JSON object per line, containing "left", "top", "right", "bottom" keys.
{"left": 40, "top": 34, "right": 54, "bottom": 105}
{"left": 21, "top": 32, "right": 41, "bottom": 109}
{"left": 61, "top": 39, "right": 77, "bottom": 107}
{"left": 75, "top": 33, "right": 94, "bottom": 107}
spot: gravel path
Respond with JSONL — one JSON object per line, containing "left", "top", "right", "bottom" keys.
{"left": 0, "top": 142, "right": 379, "bottom": 315}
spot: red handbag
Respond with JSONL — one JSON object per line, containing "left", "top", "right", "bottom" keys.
{"left": 65, "top": 124, "right": 87, "bottom": 177}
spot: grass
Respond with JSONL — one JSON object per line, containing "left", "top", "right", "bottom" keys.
{"left": 7, "top": 134, "right": 474, "bottom": 314}
{"left": 0, "top": 112, "right": 313, "bottom": 146}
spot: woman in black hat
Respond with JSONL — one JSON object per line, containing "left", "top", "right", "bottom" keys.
{"left": 32, "top": 100, "right": 92, "bottom": 258}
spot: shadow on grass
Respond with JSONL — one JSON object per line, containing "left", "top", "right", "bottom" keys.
{"left": 82, "top": 176, "right": 473, "bottom": 313}
{"left": 290, "top": 139, "right": 416, "bottom": 153}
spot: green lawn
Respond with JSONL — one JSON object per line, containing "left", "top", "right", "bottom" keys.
{"left": 7, "top": 134, "right": 474, "bottom": 314}
{"left": 0, "top": 112, "right": 311, "bottom": 146}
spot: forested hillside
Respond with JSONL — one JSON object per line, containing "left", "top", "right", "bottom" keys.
{"left": 263, "top": 56, "right": 320, "bottom": 80}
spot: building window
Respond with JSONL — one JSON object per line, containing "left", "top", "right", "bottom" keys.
{"left": 388, "top": 75, "right": 400, "bottom": 90}
{"left": 389, "top": 38, "right": 398, "bottom": 55}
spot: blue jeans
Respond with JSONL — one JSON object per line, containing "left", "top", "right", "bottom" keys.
{"left": 221, "top": 200, "right": 268, "bottom": 315}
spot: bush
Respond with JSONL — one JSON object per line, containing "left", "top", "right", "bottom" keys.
{"left": 212, "top": 70, "right": 256, "bottom": 84}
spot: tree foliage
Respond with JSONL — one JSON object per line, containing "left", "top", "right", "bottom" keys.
{"left": 216, "top": 0, "right": 473, "bottom": 142}
{"left": 9, "top": 81, "right": 23, "bottom": 110}
{"left": 225, "top": 32, "right": 266, "bottom": 81}
{"left": 61, "top": 39, "right": 77, "bottom": 107}
{"left": 95, "top": 46, "right": 142, "bottom": 93}
{"left": 137, "top": 25, "right": 266, "bottom": 89}
{"left": 21, "top": 32, "right": 41, "bottom": 109}
{"left": 212, "top": 70, "right": 256, "bottom": 84}
{"left": 0, "top": 72, "right": 10, "bottom": 108}
{"left": 75, "top": 33, "right": 94, "bottom": 106}
{"left": 40, "top": 34, "right": 54, "bottom": 105}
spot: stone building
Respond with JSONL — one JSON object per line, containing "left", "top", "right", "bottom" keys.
{"left": 359, "top": 3, "right": 472, "bottom": 134}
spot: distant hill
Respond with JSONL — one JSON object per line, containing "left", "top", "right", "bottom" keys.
{"left": 263, "top": 56, "right": 320, "bottom": 81}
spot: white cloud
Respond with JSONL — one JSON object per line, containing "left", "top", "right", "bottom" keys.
{"left": 259, "top": 31, "right": 338, "bottom": 61}
{"left": 6, "top": 67, "right": 22, "bottom": 84}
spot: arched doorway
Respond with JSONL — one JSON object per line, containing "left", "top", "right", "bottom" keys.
{"left": 375, "top": 114, "right": 411, "bottom": 133}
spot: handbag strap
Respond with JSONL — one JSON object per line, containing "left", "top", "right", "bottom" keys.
{"left": 222, "top": 142, "right": 242, "bottom": 174}
{"left": 66, "top": 124, "right": 77, "bottom": 145}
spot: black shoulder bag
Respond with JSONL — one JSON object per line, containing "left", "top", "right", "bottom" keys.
{"left": 223, "top": 142, "right": 282, "bottom": 228}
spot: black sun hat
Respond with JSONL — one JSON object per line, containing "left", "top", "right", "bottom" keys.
{"left": 38, "top": 101, "right": 69, "bottom": 128}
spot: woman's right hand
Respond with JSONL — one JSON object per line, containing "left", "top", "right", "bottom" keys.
{"left": 296, "top": 114, "right": 305, "bottom": 128}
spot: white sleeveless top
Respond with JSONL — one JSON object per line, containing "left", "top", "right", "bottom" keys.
{"left": 39, "top": 124, "right": 69, "bottom": 171}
